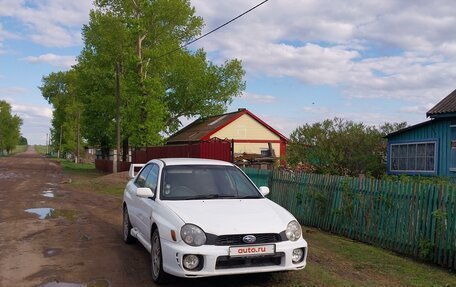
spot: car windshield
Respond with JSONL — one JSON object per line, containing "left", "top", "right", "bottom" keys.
{"left": 161, "top": 165, "right": 262, "bottom": 200}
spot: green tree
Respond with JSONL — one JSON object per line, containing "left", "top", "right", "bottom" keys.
{"left": 0, "top": 100, "right": 23, "bottom": 154}
{"left": 18, "top": 136, "right": 28, "bottom": 145}
{"left": 40, "top": 71, "right": 83, "bottom": 158}
{"left": 74, "top": 0, "right": 245, "bottom": 150}
{"left": 287, "top": 118, "right": 407, "bottom": 177}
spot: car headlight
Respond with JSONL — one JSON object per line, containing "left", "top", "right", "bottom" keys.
{"left": 181, "top": 224, "right": 206, "bottom": 246}
{"left": 286, "top": 220, "right": 302, "bottom": 241}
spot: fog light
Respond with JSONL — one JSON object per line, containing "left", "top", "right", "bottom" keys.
{"left": 292, "top": 248, "right": 304, "bottom": 263}
{"left": 183, "top": 254, "right": 200, "bottom": 270}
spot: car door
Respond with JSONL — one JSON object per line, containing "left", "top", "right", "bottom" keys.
{"left": 126, "top": 164, "right": 152, "bottom": 228}
{"left": 136, "top": 163, "right": 160, "bottom": 240}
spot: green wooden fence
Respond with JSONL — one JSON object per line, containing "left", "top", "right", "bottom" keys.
{"left": 243, "top": 168, "right": 456, "bottom": 270}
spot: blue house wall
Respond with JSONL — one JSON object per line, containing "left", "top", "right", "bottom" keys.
{"left": 387, "top": 118, "right": 455, "bottom": 177}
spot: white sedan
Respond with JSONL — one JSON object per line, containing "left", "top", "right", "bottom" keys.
{"left": 122, "top": 158, "right": 307, "bottom": 283}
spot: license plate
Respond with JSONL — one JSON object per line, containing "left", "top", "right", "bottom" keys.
{"left": 229, "top": 245, "right": 275, "bottom": 257}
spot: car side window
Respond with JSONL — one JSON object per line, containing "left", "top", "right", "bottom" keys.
{"left": 145, "top": 164, "right": 159, "bottom": 192}
{"left": 135, "top": 165, "right": 152, "bottom": 188}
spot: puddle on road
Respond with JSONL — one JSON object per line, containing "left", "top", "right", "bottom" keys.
{"left": 25, "top": 208, "right": 54, "bottom": 219}
{"left": 43, "top": 248, "right": 62, "bottom": 257}
{"left": 40, "top": 279, "right": 110, "bottom": 287}
{"left": 0, "top": 172, "right": 18, "bottom": 179}
{"left": 42, "top": 190, "right": 55, "bottom": 198}
{"left": 25, "top": 208, "right": 79, "bottom": 222}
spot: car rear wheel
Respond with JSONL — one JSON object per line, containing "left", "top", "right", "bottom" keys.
{"left": 123, "top": 207, "right": 135, "bottom": 244}
{"left": 151, "top": 228, "right": 168, "bottom": 284}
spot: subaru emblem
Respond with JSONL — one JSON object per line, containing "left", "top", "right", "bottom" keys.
{"left": 242, "top": 235, "right": 256, "bottom": 244}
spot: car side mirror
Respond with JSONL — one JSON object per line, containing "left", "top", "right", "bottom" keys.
{"left": 259, "top": 186, "right": 270, "bottom": 197}
{"left": 136, "top": 187, "right": 154, "bottom": 198}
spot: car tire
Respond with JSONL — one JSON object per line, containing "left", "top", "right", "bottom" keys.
{"left": 151, "top": 228, "right": 168, "bottom": 284}
{"left": 123, "top": 206, "right": 135, "bottom": 244}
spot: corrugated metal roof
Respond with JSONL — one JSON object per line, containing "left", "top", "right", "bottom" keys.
{"left": 166, "top": 111, "right": 243, "bottom": 143}
{"left": 385, "top": 119, "right": 434, "bottom": 138}
{"left": 427, "top": 88, "right": 456, "bottom": 117}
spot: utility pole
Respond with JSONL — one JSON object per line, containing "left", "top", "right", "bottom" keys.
{"left": 46, "top": 133, "right": 49, "bottom": 154}
{"left": 115, "top": 62, "right": 121, "bottom": 173}
{"left": 76, "top": 110, "right": 80, "bottom": 164}
{"left": 58, "top": 125, "right": 63, "bottom": 159}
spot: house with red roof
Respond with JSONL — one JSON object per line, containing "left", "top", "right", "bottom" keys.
{"left": 166, "top": 108, "right": 288, "bottom": 159}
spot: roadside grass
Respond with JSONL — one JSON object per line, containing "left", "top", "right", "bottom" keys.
{"left": 286, "top": 229, "right": 456, "bottom": 287}
{"left": 56, "top": 158, "right": 95, "bottom": 171}
{"left": 12, "top": 145, "right": 28, "bottom": 154}
{"left": 34, "top": 145, "right": 48, "bottom": 155}
{"left": 57, "top": 163, "right": 456, "bottom": 287}
{"left": 58, "top": 159, "right": 125, "bottom": 197}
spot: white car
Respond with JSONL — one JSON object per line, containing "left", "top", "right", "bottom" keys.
{"left": 122, "top": 158, "right": 307, "bottom": 283}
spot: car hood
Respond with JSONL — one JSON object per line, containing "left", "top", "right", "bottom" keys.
{"left": 162, "top": 198, "right": 294, "bottom": 235}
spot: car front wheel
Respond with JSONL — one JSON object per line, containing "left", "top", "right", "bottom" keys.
{"left": 123, "top": 207, "right": 135, "bottom": 244}
{"left": 151, "top": 228, "right": 168, "bottom": 284}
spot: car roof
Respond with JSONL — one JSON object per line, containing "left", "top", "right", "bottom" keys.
{"left": 151, "top": 158, "right": 234, "bottom": 167}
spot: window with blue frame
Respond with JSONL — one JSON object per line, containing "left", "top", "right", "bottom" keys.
{"left": 390, "top": 141, "right": 436, "bottom": 173}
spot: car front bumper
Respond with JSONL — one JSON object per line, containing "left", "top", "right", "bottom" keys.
{"left": 161, "top": 238, "right": 308, "bottom": 278}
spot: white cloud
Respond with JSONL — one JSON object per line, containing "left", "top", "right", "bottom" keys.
{"left": 0, "top": 96, "right": 52, "bottom": 144}
{"left": 12, "top": 103, "right": 52, "bottom": 120}
{"left": 23, "top": 53, "right": 76, "bottom": 69}
{"left": 0, "top": 0, "right": 92, "bottom": 47}
{"left": 191, "top": 0, "right": 456, "bottom": 109}
{"left": 0, "top": 24, "right": 16, "bottom": 41}
{"left": 241, "top": 92, "right": 276, "bottom": 103}
{"left": 0, "top": 23, "right": 19, "bottom": 53}
{"left": 13, "top": 103, "right": 52, "bottom": 145}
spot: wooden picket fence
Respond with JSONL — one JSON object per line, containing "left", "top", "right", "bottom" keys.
{"left": 243, "top": 168, "right": 456, "bottom": 270}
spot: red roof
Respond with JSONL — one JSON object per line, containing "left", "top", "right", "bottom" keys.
{"left": 166, "top": 109, "right": 288, "bottom": 144}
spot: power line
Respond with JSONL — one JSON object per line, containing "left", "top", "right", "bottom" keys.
{"left": 157, "top": 0, "right": 269, "bottom": 59}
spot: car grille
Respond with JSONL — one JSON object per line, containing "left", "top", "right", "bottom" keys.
{"left": 214, "top": 233, "right": 281, "bottom": 246}
{"left": 215, "top": 253, "right": 283, "bottom": 269}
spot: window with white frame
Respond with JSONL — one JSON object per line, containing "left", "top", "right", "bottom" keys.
{"left": 390, "top": 141, "right": 436, "bottom": 173}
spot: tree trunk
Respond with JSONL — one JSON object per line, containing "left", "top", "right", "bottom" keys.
{"left": 122, "top": 137, "right": 129, "bottom": 162}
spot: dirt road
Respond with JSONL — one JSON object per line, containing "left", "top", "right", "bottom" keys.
{"left": 0, "top": 146, "right": 151, "bottom": 287}
{"left": 0, "top": 147, "right": 273, "bottom": 287}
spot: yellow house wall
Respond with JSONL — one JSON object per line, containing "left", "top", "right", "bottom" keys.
{"left": 210, "top": 114, "right": 282, "bottom": 156}
{"left": 211, "top": 114, "right": 280, "bottom": 140}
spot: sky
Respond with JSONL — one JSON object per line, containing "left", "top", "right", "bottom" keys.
{"left": 1, "top": 0, "right": 456, "bottom": 144}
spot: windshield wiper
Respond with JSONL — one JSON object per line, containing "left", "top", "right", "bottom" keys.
{"left": 237, "top": 195, "right": 262, "bottom": 199}
{"left": 184, "top": 194, "right": 236, "bottom": 200}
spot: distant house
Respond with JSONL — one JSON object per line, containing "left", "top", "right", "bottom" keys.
{"left": 386, "top": 89, "right": 456, "bottom": 177}
{"left": 167, "top": 108, "right": 288, "bottom": 158}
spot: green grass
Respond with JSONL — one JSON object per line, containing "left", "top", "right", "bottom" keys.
{"left": 34, "top": 145, "right": 48, "bottom": 155}
{"left": 57, "top": 159, "right": 125, "bottom": 197}
{"left": 56, "top": 158, "right": 95, "bottom": 171}
{"left": 293, "top": 228, "right": 456, "bottom": 287}
{"left": 12, "top": 145, "right": 28, "bottom": 154}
